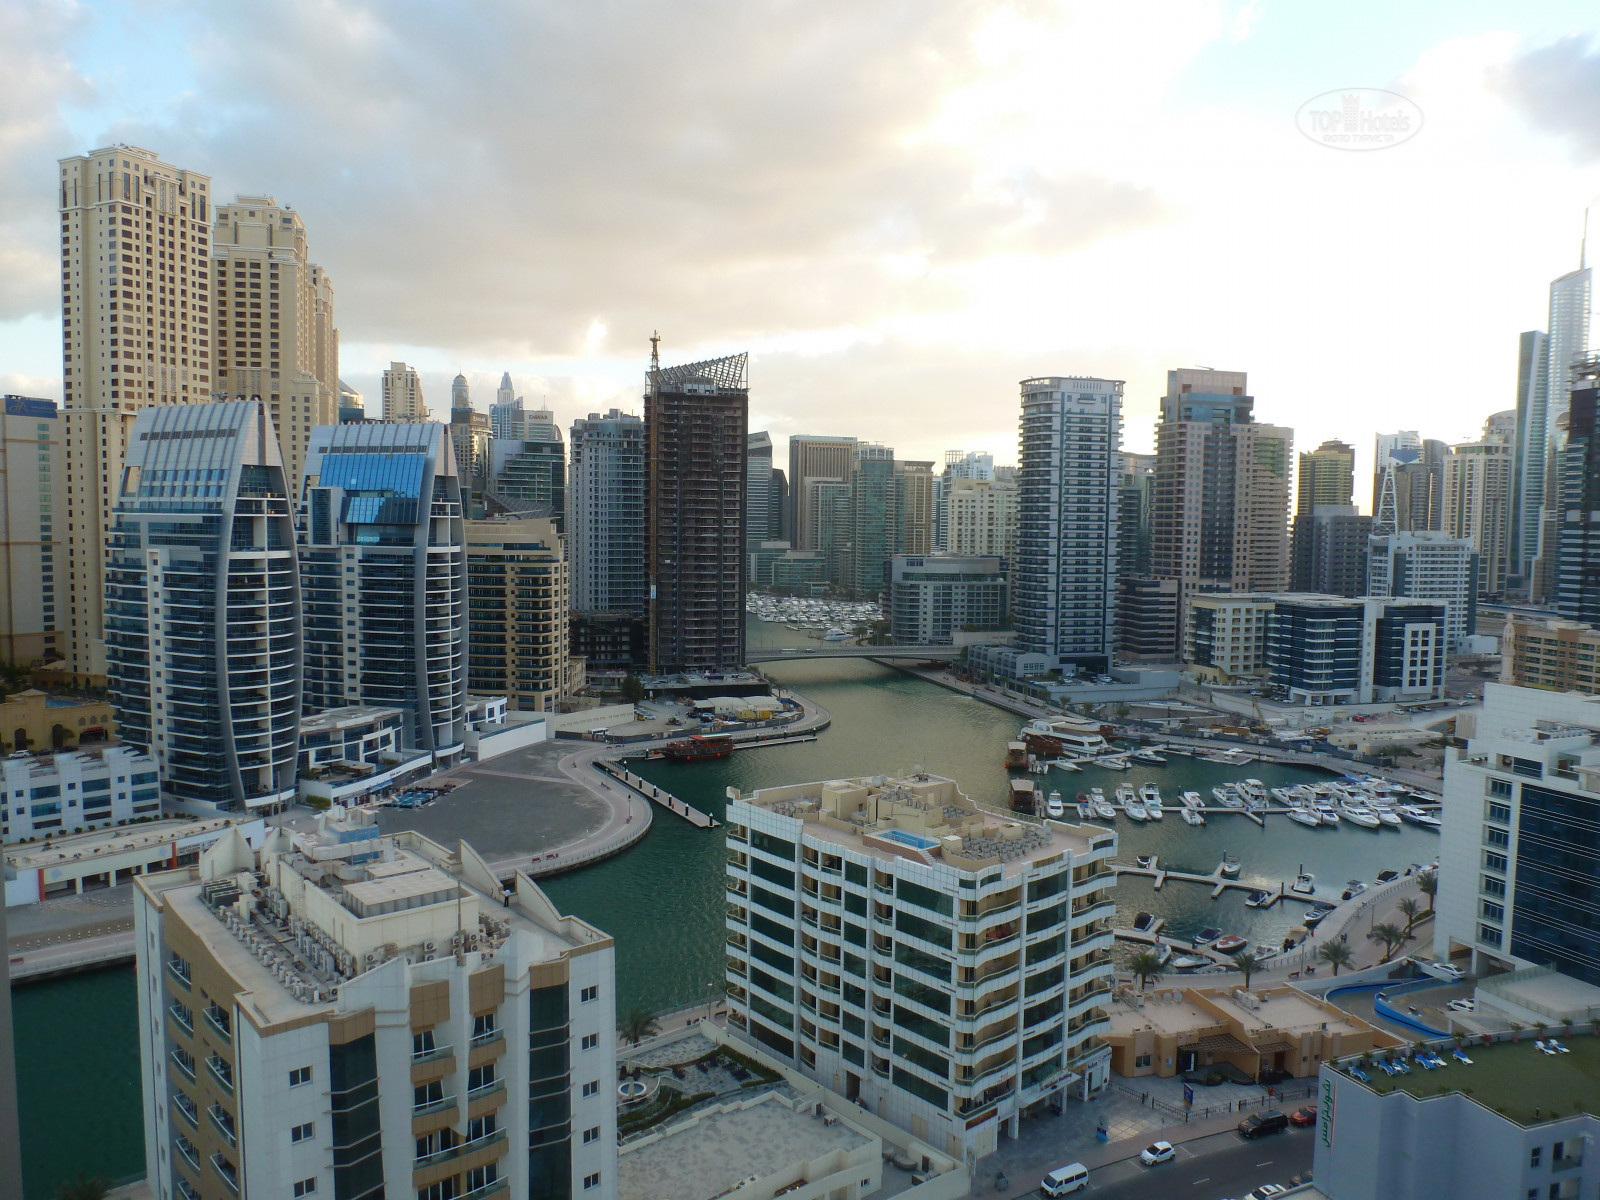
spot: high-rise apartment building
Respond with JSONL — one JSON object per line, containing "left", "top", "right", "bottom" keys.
{"left": 849, "top": 444, "right": 896, "bottom": 596}
{"left": 747, "top": 432, "right": 774, "bottom": 553}
{"left": 1151, "top": 369, "right": 1291, "bottom": 641}
{"left": 723, "top": 772, "right": 1115, "bottom": 1159}
{"left": 298, "top": 423, "right": 467, "bottom": 760}
{"left": 646, "top": 352, "right": 747, "bottom": 672}
{"left": 1113, "top": 576, "right": 1179, "bottom": 662}
{"left": 337, "top": 380, "right": 364, "bottom": 423}
{"left": 1372, "top": 433, "right": 1447, "bottom": 535}
{"left": 60, "top": 144, "right": 214, "bottom": 684}
{"left": 1115, "top": 454, "right": 1154, "bottom": 580}
{"left": 1296, "top": 439, "right": 1355, "bottom": 515}
{"left": 465, "top": 517, "right": 572, "bottom": 712}
{"left": 1013, "top": 376, "right": 1121, "bottom": 672}
{"left": 787, "top": 436, "right": 856, "bottom": 551}
{"left": 381, "top": 361, "right": 426, "bottom": 422}
{"left": 0, "top": 397, "right": 65, "bottom": 663}
{"left": 1500, "top": 614, "right": 1600, "bottom": 695}
{"left": 1435, "top": 684, "right": 1600, "bottom": 988}
{"left": 451, "top": 373, "right": 470, "bottom": 412}
{"left": 808, "top": 478, "right": 854, "bottom": 588}
{"left": 1555, "top": 359, "right": 1600, "bottom": 625}
{"left": 1512, "top": 330, "right": 1549, "bottom": 577}
{"left": 769, "top": 468, "right": 789, "bottom": 542}
{"left": 1367, "top": 530, "right": 1477, "bottom": 650}
{"left": 490, "top": 434, "right": 565, "bottom": 523}
{"left": 569, "top": 410, "right": 647, "bottom": 616}
{"left": 1289, "top": 505, "right": 1371, "bottom": 597}
{"left": 1522, "top": 262, "right": 1592, "bottom": 594}
{"left": 105, "top": 401, "right": 300, "bottom": 811}
{"left": 945, "top": 478, "right": 1018, "bottom": 562}
{"left": 211, "top": 195, "right": 339, "bottom": 492}
{"left": 894, "top": 460, "right": 935, "bottom": 556}
{"left": 1441, "top": 436, "right": 1513, "bottom": 597}
{"left": 135, "top": 810, "right": 618, "bottom": 1200}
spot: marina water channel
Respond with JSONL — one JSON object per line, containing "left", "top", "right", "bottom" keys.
{"left": 11, "top": 614, "right": 1440, "bottom": 1194}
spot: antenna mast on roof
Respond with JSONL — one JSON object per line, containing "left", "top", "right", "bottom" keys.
{"left": 649, "top": 331, "right": 660, "bottom": 381}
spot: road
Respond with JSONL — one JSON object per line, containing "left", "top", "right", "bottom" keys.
{"left": 1054, "top": 1127, "right": 1314, "bottom": 1198}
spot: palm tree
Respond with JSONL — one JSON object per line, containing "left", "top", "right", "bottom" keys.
{"left": 1129, "top": 949, "right": 1165, "bottom": 993}
{"left": 1234, "top": 951, "right": 1261, "bottom": 991}
{"left": 1368, "top": 922, "right": 1406, "bottom": 963}
{"left": 1318, "top": 941, "right": 1355, "bottom": 976}
{"left": 618, "top": 1006, "right": 661, "bottom": 1046}
{"left": 1396, "top": 897, "right": 1421, "bottom": 938}
{"left": 54, "top": 1175, "right": 112, "bottom": 1200}
{"left": 1417, "top": 869, "right": 1438, "bottom": 916}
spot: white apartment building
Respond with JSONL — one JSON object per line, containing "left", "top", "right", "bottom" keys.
{"left": 1368, "top": 530, "right": 1476, "bottom": 650}
{"left": 1435, "top": 684, "right": 1600, "bottom": 996}
{"left": 945, "top": 477, "right": 1018, "bottom": 562}
{"left": 1184, "top": 593, "right": 1275, "bottom": 685}
{"left": 59, "top": 144, "right": 214, "bottom": 683}
{"left": 1441, "top": 438, "right": 1512, "bottom": 597}
{"left": 1, "top": 744, "right": 160, "bottom": 842}
{"left": 723, "top": 773, "right": 1116, "bottom": 1160}
{"left": 1013, "top": 377, "right": 1122, "bottom": 672}
{"left": 212, "top": 195, "right": 340, "bottom": 492}
{"left": 135, "top": 808, "right": 617, "bottom": 1200}
{"left": 888, "top": 555, "right": 1006, "bottom": 645}
{"left": 0, "top": 396, "right": 66, "bottom": 664}
{"left": 382, "top": 361, "right": 426, "bottom": 421}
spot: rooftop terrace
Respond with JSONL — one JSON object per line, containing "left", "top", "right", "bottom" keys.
{"left": 733, "top": 773, "right": 1112, "bottom": 876}
{"left": 1339, "top": 1032, "right": 1600, "bottom": 1125}
{"left": 6, "top": 815, "right": 236, "bottom": 869}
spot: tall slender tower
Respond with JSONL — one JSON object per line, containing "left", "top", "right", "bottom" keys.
{"left": 380, "top": 361, "right": 426, "bottom": 421}
{"left": 1296, "top": 439, "right": 1355, "bottom": 515}
{"left": 211, "top": 195, "right": 339, "bottom": 492}
{"left": 646, "top": 350, "right": 748, "bottom": 672}
{"left": 59, "top": 145, "right": 214, "bottom": 684}
{"left": 787, "top": 436, "right": 857, "bottom": 550}
{"left": 1013, "top": 376, "right": 1122, "bottom": 672}
{"left": 746, "top": 432, "right": 774, "bottom": 553}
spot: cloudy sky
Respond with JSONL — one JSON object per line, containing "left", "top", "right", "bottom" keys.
{"left": 5, "top": 0, "right": 1600, "bottom": 500}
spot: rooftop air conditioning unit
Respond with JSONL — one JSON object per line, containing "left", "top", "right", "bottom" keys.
{"left": 423, "top": 941, "right": 436, "bottom": 952}
{"left": 423, "top": 953, "right": 435, "bottom": 963}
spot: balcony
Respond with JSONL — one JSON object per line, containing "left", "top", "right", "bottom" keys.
{"left": 413, "top": 1042, "right": 454, "bottom": 1065}
{"left": 416, "top": 1128, "right": 508, "bottom": 1168}
{"left": 413, "top": 1092, "right": 455, "bottom": 1117}
{"left": 168, "top": 1003, "right": 194, "bottom": 1035}
{"left": 468, "top": 1078, "right": 506, "bottom": 1105}
{"left": 166, "top": 959, "right": 192, "bottom": 989}
{"left": 204, "top": 1005, "right": 232, "bottom": 1043}
{"left": 170, "top": 1049, "right": 196, "bottom": 1083}
{"left": 172, "top": 1135, "right": 200, "bottom": 1174}
{"left": 470, "top": 1028, "right": 505, "bottom": 1052}
{"left": 205, "top": 1054, "right": 234, "bottom": 1094}
{"left": 210, "top": 1153, "right": 240, "bottom": 1195}
{"left": 171, "top": 1090, "right": 199, "bottom": 1129}
{"left": 461, "top": 1181, "right": 510, "bottom": 1200}
{"left": 208, "top": 1102, "right": 237, "bottom": 1146}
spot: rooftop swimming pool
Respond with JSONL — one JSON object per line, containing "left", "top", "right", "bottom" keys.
{"left": 878, "top": 829, "right": 941, "bottom": 850}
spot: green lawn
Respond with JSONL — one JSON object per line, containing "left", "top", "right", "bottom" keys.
{"left": 1348, "top": 1033, "right": 1600, "bottom": 1126}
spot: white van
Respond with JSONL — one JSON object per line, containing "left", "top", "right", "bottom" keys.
{"left": 1040, "top": 1163, "right": 1089, "bottom": 1196}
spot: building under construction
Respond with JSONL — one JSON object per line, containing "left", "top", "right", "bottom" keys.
{"left": 646, "top": 346, "right": 749, "bottom": 672}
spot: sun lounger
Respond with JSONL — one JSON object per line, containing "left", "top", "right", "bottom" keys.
{"left": 1549, "top": 1039, "right": 1571, "bottom": 1054}
{"left": 1350, "top": 1066, "right": 1372, "bottom": 1082}
{"left": 1452, "top": 1048, "right": 1473, "bottom": 1065}
{"left": 1536, "top": 1040, "right": 1560, "bottom": 1055}
{"left": 1391, "top": 1058, "right": 1411, "bottom": 1074}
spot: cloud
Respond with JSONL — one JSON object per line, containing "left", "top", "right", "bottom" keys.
{"left": 0, "top": 0, "right": 93, "bottom": 320}
{"left": 1496, "top": 34, "right": 1600, "bottom": 160}
{"left": 63, "top": 0, "right": 1163, "bottom": 358}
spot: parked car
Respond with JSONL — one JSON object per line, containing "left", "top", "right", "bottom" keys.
{"left": 1446, "top": 998, "right": 1476, "bottom": 1013}
{"left": 1289, "top": 1105, "right": 1318, "bottom": 1127}
{"left": 1238, "top": 1110, "right": 1290, "bottom": 1139}
{"left": 1244, "top": 1187, "right": 1289, "bottom": 1200}
{"left": 1139, "top": 1141, "right": 1176, "bottom": 1166}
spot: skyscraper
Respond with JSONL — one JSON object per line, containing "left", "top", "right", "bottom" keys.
{"left": 60, "top": 144, "right": 214, "bottom": 684}
{"left": 1555, "top": 358, "right": 1600, "bottom": 625}
{"left": 298, "top": 422, "right": 467, "bottom": 759}
{"left": 337, "top": 380, "right": 364, "bottom": 423}
{"left": 0, "top": 396, "right": 65, "bottom": 664}
{"left": 646, "top": 351, "right": 748, "bottom": 672}
{"left": 451, "top": 372, "right": 470, "bottom": 413}
{"left": 1151, "top": 369, "right": 1291, "bottom": 633}
{"left": 1372, "top": 433, "right": 1447, "bottom": 535}
{"left": 894, "top": 459, "right": 935, "bottom": 555}
{"left": 105, "top": 401, "right": 300, "bottom": 811}
{"left": 1296, "top": 439, "right": 1355, "bottom": 515}
{"left": 1367, "top": 530, "right": 1476, "bottom": 650}
{"left": 1290, "top": 505, "right": 1371, "bottom": 597}
{"left": 380, "top": 360, "right": 426, "bottom": 421}
{"left": 1512, "top": 330, "right": 1549, "bottom": 579}
{"left": 747, "top": 431, "right": 774, "bottom": 553}
{"left": 466, "top": 516, "right": 573, "bottom": 711}
{"left": 787, "top": 435, "right": 856, "bottom": 550}
{"left": 1519, "top": 261, "right": 1593, "bottom": 585}
{"left": 211, "top": 195, "right": 339, "bottom": 491}
{"left": 1014, "top": 376, "right": 1121, "bottom": 672}
{"left": 1442, "top": 435, "right": 1513, "bottom": 596}
{"left": 569, "top": 410, "right": 648, "bottom": 674}
{"left": 848, "top": 443, "right": 896, "bottom": 595}
{"left": 490, "top": 431, "right": 565, "bottom": 522}
{"left": 945, "top": 477, "right": 1018, "bottom": 562}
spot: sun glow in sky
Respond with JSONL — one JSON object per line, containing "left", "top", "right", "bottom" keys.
{"left": 5, "top": 0, "right": 1600, "bottom": 496}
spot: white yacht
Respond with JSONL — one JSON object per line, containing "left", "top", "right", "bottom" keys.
{"left": 1287, "top": 806, "right": 1322, "bottom": 829}
{"left": 1090, "top": 789, "right": 1116, "bottom": 820}
{"left": 1180, "top": 790, "right": 1204, "bottom": 809}
{"left": 1046, "top": 790, "right": 1065, "bottom": 819}
{"left": 1343, "top": 807, "right": 1382, "bottom": 829}
{"left": 1140, "top": 783, "right": 1163, "bottom": 819}
{"left": 1124, "top": 797, "right": 1149, "bottom": 822}
{"left": 1180, "top": 807, "right": 1205, "bottom": 826}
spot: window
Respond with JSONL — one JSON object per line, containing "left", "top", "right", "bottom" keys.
{"left": 1482, "top": 875, "right": 1507, "bottom": 899}
{"left": 581, "top": 1033, "right": 599, "bottom": 1050}
{"left": 1485, "top": 827, "right": 1510, "bottom": 849}
{"left": 412, "top": 1029, "right": 436, "bottom": 1057}
{"left": 289, "top": 1066, "right": 312, "bottom": 1087}
{"left": 1134, "top": 1054, "right": 1152, "bottom": 1068}
{"left": 1489, "top": 778, "right": 1512, "bottom": 799}
{"left": 1479, "top": 924, "right": 1502, "bottom": 946}
{"left": 580, "top": 986, "right": 599, "bottom": 1003}
{"left": 1484, "top": 851, "right": 1508, "bottom": 873}
{"left": 472, "top": 1013, "right": 498, "bottom": 1041}
{"left": 290, "top": 1122, "right": 313, "bottom": 1143}
{"left": 293, "top": 1181, "right": 316, "bottom": 1198}
{"left": 1531, "top": 1147, "right": 1543, "bottom": 1168}
{"left": 582, "top": 1080, "right": 599, "bottom": 1097}
{"left": 1480, "top": 900, "right": 1505, "bottom": 922}
{"left": 583, "top": 1126, "right": 601, "bottom": 1144}
{"left": 467, "top": 1115, "right": 497, "bottom": 1142}
{"left": 1486, "top": 801, "right": 1511, "bottom": 824}
{"left": 584, "top": 1174, "right": 601, "bottom": 1191}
